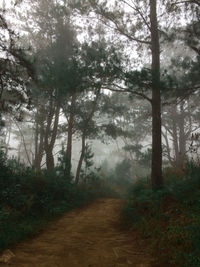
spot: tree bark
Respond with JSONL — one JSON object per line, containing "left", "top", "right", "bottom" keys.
{"left": 150, "top": 0, "right": 163, "bottom": 189}
{"left": 45, "top": 148, "right": 55, "bottom": 171}
{"left": 34, "top": 123, "right": 44, "bottom": 170}
{"left": 34, "top": 117, "right": 39, "bottom": 163}
{"left": 14, "top": 119, "right": 32, "bottom": 166}
{"left": 178, "top": 103, "right": 186, "bottom": 168}
{"left": 66, "top": 91, "right": 76, "bottom": 172}
{"left": 75, "top": 133, "right": 86, "bottom": 184}
{"left": 5, "top": 116, "right": 11, "bottom": 156}
{"left": 171, "top": 104, "right": 180, "bottom": 165}
{"left": 33, "top": 102, "right": 46, "bottom": 171}
{"left": 75, "top": 89, "right": 100, "bottom": 184}
{"left": 162, "top": 130, "right": 174, "bottom": 166}
{"left": 44, "top": 101, "right": 60, "bottom": 171}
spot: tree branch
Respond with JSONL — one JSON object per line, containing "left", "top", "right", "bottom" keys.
{"left": 102, "top": 84, "right": 152, "bottom": 103}
{"left": 89, "top": 1, "right": 151, "bottom": 45}
{"left": 172, "top": 0, "right": 200, "bottom": 6}
{"left": 13, "top": 119, "right": 32, "bottom": 166}
{"left": 120, "top": 0, "right": 151, "bottom": 32}
{"left": 162, "top": 130, "right": 174, "bottom": 165}
{"left": 111, "top": 18, "right": 151, "bottom": 45}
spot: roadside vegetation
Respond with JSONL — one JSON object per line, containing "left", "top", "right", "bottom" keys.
{"left": 123, "top": 162, "right": 200, "bottom": 267}
{"left": 0, "top": 0, "right": 200, "bottom": 265}
{"left": 0, "top": 150, "right": 118, "bottom": 252}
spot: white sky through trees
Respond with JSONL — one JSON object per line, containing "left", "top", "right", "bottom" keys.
{"left": 0, "top": 0, "right": 198, "bottom": 167}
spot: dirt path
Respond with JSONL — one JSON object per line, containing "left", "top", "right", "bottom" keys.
{"left": 7, "top": 199, "right": 152, "bottom": 266}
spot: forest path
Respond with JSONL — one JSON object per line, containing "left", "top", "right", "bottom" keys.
{"left": 9, "top": 199, "right": 152, "bottom": 267}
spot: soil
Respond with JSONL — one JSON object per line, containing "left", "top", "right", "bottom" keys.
{"left": 3, "top": 198, "right": 153, "bottom": 266}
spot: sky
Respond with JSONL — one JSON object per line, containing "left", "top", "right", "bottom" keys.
{"left": 0, "top": 0, "right": 196, "bottom": 169}
{"left": 0, "top": 0, "right": 10, "bottom": 8}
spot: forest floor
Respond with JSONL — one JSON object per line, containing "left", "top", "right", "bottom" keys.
{"left": 2, "top": 198, "right": 154, "bottom": 267}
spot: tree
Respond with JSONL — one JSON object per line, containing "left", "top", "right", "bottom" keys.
{"left": 72, "top": 0, "right": 165, "bottom": 189}
{"left": 164, "top": 0, "right": 200, "bottom": 98}
{"left": 0, "top": 9, "right": 34, "bottom": 131}
{"left": 149, "top": 0, "right": 162, "bottom": 189}
{"left": 75, "top": 88, "right": 101, "bottom": 184}
{"left": 162, "top": 96, "right": 200, "bottom": 168}
{"left": 60, "top": 40, "right": 123, "bottom": 178}
{"left": 21, "top": 0, "right": 77, "bottom": 170}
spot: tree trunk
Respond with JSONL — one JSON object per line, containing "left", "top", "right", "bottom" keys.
{"left": 150, "top": 0, "right": 163, "bottom": 189}
{"left": 170, "top": 103, "right": 187, "bottom": 168}
{"left": 178, "top": 103, "right": 186, "bottom": 168}
{"left": 44, "top": 101, "right": 60, "bottom": 171}
{"left": 14, "top": 120, "right": 32, "bottom": 166}
{"left": 75, "top": 89, "right": 100, "bottom": 184}
{"left": 75, "top": 133, "right": 86, "bottom": 184}
{"left": 34, "top": 112, "right": 39, "bottom": 162}
{"left": 5, "top": 117, "right": 11, "bottom": 156}
{"left": 34, "top": 123, "right": 44, "bottom": 171}
{"left": 45, "top": 148, "right": 55, "bottom": 171}
{"left": 34, "top": 117, "right": 40, "bottom": 170}
{"left": 171, "top": 104, "right": 180, "bottom": 165}
{"left": 34, "top": 150, "right": 43, "bottom": 170}
{"left": 66, "top": 91, "right": 76, "bottom": 172}
{"left": 162, "top": 130, "right": 174, "bottom": 166}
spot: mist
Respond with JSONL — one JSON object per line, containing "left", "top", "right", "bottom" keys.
{"left": 0, "top": 0, "right": 200, "bottom": 266}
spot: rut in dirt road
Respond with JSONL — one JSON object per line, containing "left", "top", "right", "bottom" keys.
{"left": 7, "top": 199, "right": 152, "bottom": 267}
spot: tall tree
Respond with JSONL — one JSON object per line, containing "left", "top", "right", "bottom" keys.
{"left": 61, "top": 40, "right": 122, "bottom": 176}
{"left": 0, "top": 9, "right": 34, "bottom": 131}
{"left": 162, "top": 96, "right": 200, "bottom": 168}
{"left": 75, "top": 88, "right": 101, "bottom": 184}
{"left": 21, "top": 0, "right": 77, "bottom": 170}
{"left": 149, "top": 0, "right": 162, "bottom": 188}
{"left": 72, "top": 0, "right": 165, "bottom": 189}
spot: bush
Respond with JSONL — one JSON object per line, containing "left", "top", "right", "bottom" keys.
{"left": 0, "top": 150, "right": 118, "bottom": 252}
{"left": 122, "top": 164, "right": 200, "bottom": 266}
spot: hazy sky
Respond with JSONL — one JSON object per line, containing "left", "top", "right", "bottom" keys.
{"left": 0, "top": 0, "right": 10, "bottom": 8}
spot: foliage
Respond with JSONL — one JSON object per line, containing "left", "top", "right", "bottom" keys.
{"left": 80, "top": 143, "right": 94, "bottom": 177}
{"left": 56, "top": 145, "right": 72, "bottom": 178}
{"left": 122, "top": 163, "right": 200, "bottom": 266}
{"left": 0, "top": 150, "right": 118, "bottom": 252}
{"left": 0, "top": 10, "right": 33, "bottom": 130}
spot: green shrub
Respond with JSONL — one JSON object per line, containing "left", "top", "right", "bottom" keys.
{"left": 123, "top": 164, "right": 200, "bottom": 266}
{"left": 0, "top": 150, "right": 118, "bottom": 252}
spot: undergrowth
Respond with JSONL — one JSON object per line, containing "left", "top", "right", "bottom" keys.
{"left": 122, "top": 163, "right": 200, "bottom": 267}
{"left": 0, "top": 150, "right": 118, "bottom": 252}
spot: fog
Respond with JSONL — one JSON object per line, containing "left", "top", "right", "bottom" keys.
{"left": 0, "top": 0, "right": 199, "bottom": 192}
{"left": 1, "top": 2, "right": 200, "bottom": 265}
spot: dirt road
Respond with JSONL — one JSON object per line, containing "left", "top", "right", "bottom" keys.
{"left": 7, "top": 199, "right": 152, "bottom": 266}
